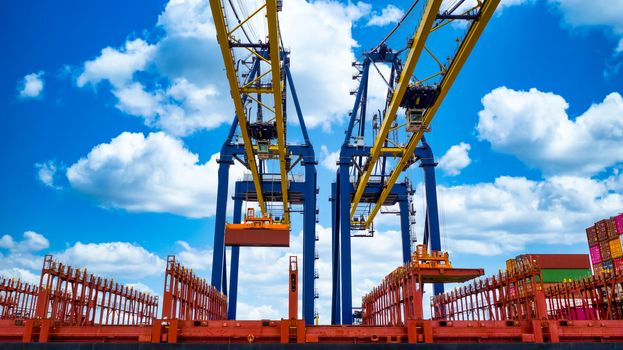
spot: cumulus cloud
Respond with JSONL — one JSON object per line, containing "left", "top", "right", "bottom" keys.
{"left": 443, "top": 0, "right": 531, "bottom": 18}
{"left": 66, "top": 131, "right": 246, "bottom": 218}
{"left": 0, "top": 231, "right": 51, "bottom": 272}
{"left": 0, "top": 230, "right": 169, "bottom": 284}
{"left": 77, "top": 39, "right": 156, "bottom": 88}
{"left": 438, "top": 142, "right": 471, "bottom": 176}
{"left": 477, "top": 87, "right": 623, "bottom": 176}
{"left": 320, "top": 145, "right": 339, "bottom": 172}
{"left": 0, "top": 268, "right": 40, "bottom": 285}
{"left": 175, "top": 240, "right": 212, "bottom": 271}
{"left": 367, "top": 4, "right": 403, "bottom": 27}
{"left": 35, "top": 160, "right": 61, "bottom": 189}
{"left": 547, "top": 0, "right": 623, "bottom": 50}
{"left": 57, "top": 241, "right": 165, "bottom": 279}
{"left": 416, "top": 172, "right": 623, "bottom": 256}
{"left": 73, "top": 0, "right": 376, "bottom": 135}
{"left": 18, "top": 71, "right": 44, "bottom": 99}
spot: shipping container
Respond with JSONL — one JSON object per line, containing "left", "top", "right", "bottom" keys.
{"left": 606, "top": 218, "right": 618, "bottom": 239}
{"left": 586, "top": 225, "right": 598, "bottom": 245}
{"left": 600, "top": 240, "right": 611, "bottom": 260}
{"left": 615, "top": 213, "right": 623, "bottom": 235}
{"left": 589, "top": 244, "right": 602, "bottom": 265}
{"left": 593, "top": 264, "right": 603, "bottom": 275}
{"left": 519, "top": 254, "right": 590, "bottom": 269}
{"left": 596, "top": 220, "right": 608, "bottom": 241}
{"left": 610, "top": 237, "right": 623, "bottom": 258}
{"left": 602, "top": 259, "right": 614, "bottom": 272}
{"left": 540, "top": 268, "right": 591, "bottom": 283}
{"left": 614, "top": 257, "right": 623, "bottom": 274}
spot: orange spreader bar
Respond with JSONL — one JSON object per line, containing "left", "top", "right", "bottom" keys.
{"left": 225, "top": 208, "right": 290, "bottom": 247}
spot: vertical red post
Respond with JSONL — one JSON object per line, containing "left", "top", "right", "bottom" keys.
{"left": 289, "top": 256, "right": 298, "bottom": 320}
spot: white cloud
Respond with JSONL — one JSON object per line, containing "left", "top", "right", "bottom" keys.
{"left": 320, "top": 145, "right": 339, "bottom": 172}
{"left": 0, "top": 268, "right": 39, "bottom": 285}
{"left": 0, "top": 231, "right": 51, "bottom": 271}
{"left": 0, "top": 234, "right": 15, "bottom": 249}
{"left": 443, "top": 0, "right": 531, "bottom": 17}
{"left": 66, "top": 131, "right": 245, "bottom": 218}
{"left": 18, "top": 71, "right": 44, "bottom": 99}
{"left": 417, "top": 172, "right": 623, "bottom": 256}
{"left": 367, "top": 4, "right": 403, "bottom": 27}
{"left": 438, "top": 142, "right": 471, "bottom": 176}
{"left": 477, "top": 87, "right": 623, "bottom": 176}
{"left": 56, "top": 242, "right": 165, "bottom": 279}
{"left": 35, "top": 160, "right": 60, "bottom": 188}
{"left": 174, "top": 240, "right": 212, "bottom": 271}
{"left": 77, "top": 39, "right": 156, "bottom": 88}
{"left": 70, "top": 0, "right": 382, "bottom": 134}
{"left": 546, "top": 0, "right": 623, "bottom": 57}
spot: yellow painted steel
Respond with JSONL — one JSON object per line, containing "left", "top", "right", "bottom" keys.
{"left": 227, "top": 3, "right": 266, "bottom": 36}
{"left": 266, "top": 0, "right": 290, "bottom": 224}
{"left": 208, "top": 0, "right": 267, "bottom": 215}
{"left": 349, "top": 0, "right": 442, "bottom": 220}
{"left": 363, "top": 0, "right": 500, "bottom": 228}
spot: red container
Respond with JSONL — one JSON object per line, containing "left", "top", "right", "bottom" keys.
{"left": 595, "top": 220, "right": 608, "bottom": 241}
{"left": 523, "top": 254, "right": 590, "bottom": 269}
{"left": 586, "top": 226, "right": 598, "bottom": 245}
{"left": 590, "top": 245, "right": 602, "bottom": 265}
{"left": 614, "top": 257, "right": 623, "bottom": 274}
{"left": 606, "top": 218, "right": 618, "bottom": 239}
{"left": 600, "top": 240, "right": 611, "bottom": 260}
{"left": 615, "top": 213, "right": 623, "bottom": 235}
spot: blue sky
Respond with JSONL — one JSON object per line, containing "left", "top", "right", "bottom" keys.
{"left": 1, "top": 0, "right": 623, "bottom": 321}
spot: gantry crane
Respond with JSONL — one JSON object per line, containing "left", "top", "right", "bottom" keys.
{"left": 331, "top": 0, "right": 500, "bottom": 324}
{"left": 208, "top": 0, "right": 318, "bottom": 324}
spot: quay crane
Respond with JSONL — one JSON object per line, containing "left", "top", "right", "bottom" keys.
{"left": 331, "top": 0, "right": 500, "bottom": 324}
{"left": 208, "top": 0, "right": 318, "bottom": 324}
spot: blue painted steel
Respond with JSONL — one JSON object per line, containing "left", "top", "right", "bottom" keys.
{"left": 342, "top": 60, "right": 370, "bottom": 146}
{"left": 338, "top": 160, "right": 353, "bottom": 324}
{"left": 398, "top": 198, "right": 411, "bottom": 264}
{"left": 212, "top": 51, "right": 318, "bottom": 323}
{"left": 228, "top": 196, "right": 243, "bottom": 320}
{"left": 211, "top": 157, "right": 233, "bottom": 291}
{"left": 330, "top": 181, "right": 340, "bottom": 325}
{"left": 331, "top": 48, "right": 445, "bottom": 324}
{"left": 418, "top": 137, "right": 443, "bottom": 295}
{"left": 303, "top": 160, "right": 317, "bottom": 324}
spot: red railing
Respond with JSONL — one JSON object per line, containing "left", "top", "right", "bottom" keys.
{"left": 0, "top": 277, "right": 39, "bottom": 319}
{"left": 545, "top": 270, "right": 623, "bottom": 321}
{"left": 431, "top": 256, "right": 546, "bottom": 321}
{"left": 161, "top": 255, "right": 227, "bottom": 320}
{"left": 36, "top": 255, "right": 158, "bottom": 325}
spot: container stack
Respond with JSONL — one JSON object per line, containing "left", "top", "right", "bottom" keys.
{"left": 508, "top": 254, "right": 591, "bottom": 287}
{"left": 585, "top": 213, "right": 623, "bottom": 275}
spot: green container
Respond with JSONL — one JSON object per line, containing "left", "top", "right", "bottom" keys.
{"left": 541, "top": 268, "right": 591, "bottom": 283}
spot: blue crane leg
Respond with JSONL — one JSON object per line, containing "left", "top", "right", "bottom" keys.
{"left": 399, "top": 198, "right": 411, "bottom": 264}
{"left": 211, "top": 157, "right": 233, "bottom": 291}
{"left": 228, "top": 196, "right": 243, "bottom": 320}
{"left": 339, "top": 162, "right": 353, "bottom": 324}
{"left": 331, "top": 181, "right": 341, "bottom": 325}
{"left": 422, "top": 161, "right": 443, "bottom": 295}
{"left": 303, "top": 161, "right": 317, "bottom": 324}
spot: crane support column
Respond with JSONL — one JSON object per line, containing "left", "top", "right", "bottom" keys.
{"left": 331, "top": 181, "right": 341, "bottom": 325}
{"left": 211, "top": 156, "right": 233, "bottom": 291}
{"left": 419, "top": 139, "right": 443, "bottom": 295}
{"left": 398, "top": 196, "right": 411, "bottom": 264}
{"left": 338, "top": 159, "right": 353, "bottom": 324}
{"left": 303, "top": 158, "right": 317, "bottom": 324}
{"left": 228, "top": 195, "right": 243, "bottom": 320}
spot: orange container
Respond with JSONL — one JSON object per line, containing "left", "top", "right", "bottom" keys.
{"left": 609, "top": 238, "right": 623, "bottom": 259}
